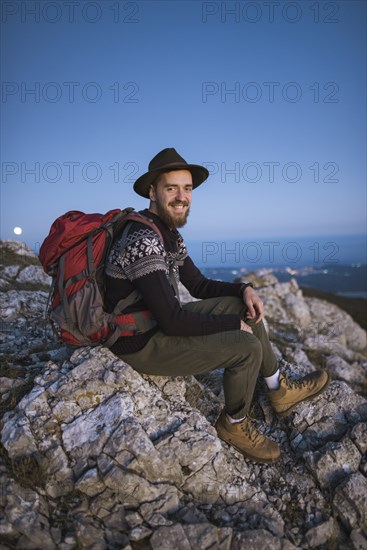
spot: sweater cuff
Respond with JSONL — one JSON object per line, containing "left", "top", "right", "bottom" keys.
{"left": 238, "top": 282, "right": 254, "bottom": 297}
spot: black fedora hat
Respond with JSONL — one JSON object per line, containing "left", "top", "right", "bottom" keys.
{"left": 133, "top": 148, "right": 209, "bottom": 198}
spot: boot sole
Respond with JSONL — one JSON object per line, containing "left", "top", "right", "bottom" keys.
{"left": 275, "top": 372, "right": 331, "bottom": 418}
{"left": 215, "top": 429, "right": 281, "bottom": 464}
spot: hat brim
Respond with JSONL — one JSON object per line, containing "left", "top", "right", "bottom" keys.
{"left": 133, "top": 164, "right": 209, "bottom": 198}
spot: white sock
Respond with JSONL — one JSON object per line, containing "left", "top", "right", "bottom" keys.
{"left": 264, "top": 369, "right": 280, "bottom": 390}
{"left": 226, "top": 413, "right": 246, "bottom": 424}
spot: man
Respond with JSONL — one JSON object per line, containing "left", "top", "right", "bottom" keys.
{"left": 105, "top": 148, "right": 329, "bottom": 464}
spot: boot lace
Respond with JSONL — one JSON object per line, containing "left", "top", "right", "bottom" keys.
{"left": 239, "top": 417, "right": 262, "bottom": 445}
{"left": 282, "top": 376, "right": 308, "bottom": 390}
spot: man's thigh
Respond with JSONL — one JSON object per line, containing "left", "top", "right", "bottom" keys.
{"left": 120, "top": 328, "right": 259, "bottom": 376}
{"left": 118, "top": 296, "right": 258, "bottom": 377}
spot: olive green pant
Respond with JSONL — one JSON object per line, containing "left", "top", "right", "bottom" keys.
{"left": 118, "top": 296, "right": 278, "bottom": 419}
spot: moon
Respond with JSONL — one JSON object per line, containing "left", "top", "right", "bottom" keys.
{"left": 13, "top": 227, "right": 23, "bottom": 235}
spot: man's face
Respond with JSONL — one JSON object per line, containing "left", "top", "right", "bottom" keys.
{"left": 149, "top": 170, "right": 193, "bottom": 229}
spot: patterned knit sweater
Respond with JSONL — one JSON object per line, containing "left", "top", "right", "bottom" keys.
{"left": 105, "top": 209, "right": 244, "bottom": 354}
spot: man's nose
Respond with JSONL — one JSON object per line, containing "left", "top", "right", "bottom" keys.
{"left": 175, "top": 189, "right": 187, "bottom": 201}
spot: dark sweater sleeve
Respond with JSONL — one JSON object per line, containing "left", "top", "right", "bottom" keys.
{"left": 132, "top": 270, "right": 241, "bottom": 337}
{"left": 179, "top": 255, "right": 245, "bottom": 299}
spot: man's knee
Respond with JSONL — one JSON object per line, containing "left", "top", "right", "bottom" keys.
{"left": 221, "top": 330, "right": 262, "bottom": 361}
{"left": 222, "top": 336, "right": 263, "bottom": 382}
{"left": 246, "top": 335, "right": 263, "bottom": 362}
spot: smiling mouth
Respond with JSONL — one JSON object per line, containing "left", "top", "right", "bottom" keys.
{"left": 170, "top": 203, "right": 188, "bottom": 211}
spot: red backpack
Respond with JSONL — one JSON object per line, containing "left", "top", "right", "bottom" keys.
{"left": 39, "top": 208, "right": 163, "bottom": 348}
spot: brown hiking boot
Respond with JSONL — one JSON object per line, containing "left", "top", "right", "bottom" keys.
{"left": 215, "top": 411, "right": 281, "bottom": 464}
{"left": 267, "top": 371, "right": 330, "bottom": 418}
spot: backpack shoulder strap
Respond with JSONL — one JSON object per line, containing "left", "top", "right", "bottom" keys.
{"left": 113, "top": 211, "right": 164, "bottom": 250}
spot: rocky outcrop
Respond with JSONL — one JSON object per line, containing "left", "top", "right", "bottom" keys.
{"left": 2, "top": 347, "right": 367, "bottom": 549}
{"left": 255, "top": 277, "right": 366, "bottom": 394}
{"left": 0, "top": 240, "right": 51, "bottom": 291}
{"left": 1, "top": 244, "right": 366, "bottom": 549}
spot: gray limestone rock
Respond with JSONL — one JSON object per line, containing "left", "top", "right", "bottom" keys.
{"left": 326, "top": 354, "right": 367, "bottom": 393}
{"left": 16, "top": 265, "right": 51, "bottom": 286}
{"left": 178, "top": 281, "right": 199, "bottom": 304}
{"left": 231, "top": 529, "right": 282, "bottom": 550}
{"left": 0, "top": 376, "right": 27, "bottom": 395}
{"left": 235, "top": 269, "right": 279, "bottom": 288}
{"left": 333, "top": 472, "right": 367, "bottom": 533}
{"left": 150, "top": 523, "right": 233, "bottom": 550}
{"left": 350, "top": 422, "right": 367, "bottom": 454}
{"left": 1, "top": 265, "right": 20, "bottom": 279}
{"left": 350, "top": 529, "right": 367, "bottom": 550}
{"left": 304, "top": 436, "right": 362, "bottom": 488}
{"left": 1, "top": 244, "right": 367, "bottom": 549}
{"left": 0, "top": 290, "right": 49, "bottom": 320}
{"left": 150, "top": 524, "right": 191, "bottom": 550}
{"left": 0, "top": 277, "right": 10, "bottom": 289}
{"left": 0, "top": 474, "right": 56, "bottom": 549}
{"left": 306, "top": 297, "right": 366, "bottom": 352}
{"left": 1, "top": 239, "right": 38, "bottom": 258}
{"left": 304, "top": 517, "right": 336, "bottom": 548}
{"left": 289, "top": 381, "right": 367, "bottom": 453}
{"left": 259, "top": 279, "right": 311, "bottom": 330}
{"left": 0, "top": 347, "right": 287, "bottom": 547}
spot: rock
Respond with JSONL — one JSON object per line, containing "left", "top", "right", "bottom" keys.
{"left": 304, "top": 518, "right": 336, "bottom": 547}
{"left": 150, "top": 523, "right": 233, "bottom": 550}
{"left": 0, "top": 347, "right": 277, "bottom": 543}
{"left": 304, "top": 436, "right": 362, "bottom": 488}
{"left": 178, "top": 281, "right": 199, "bottom": 304}
{"left": 0, "top": 346, "right": 288, "bottom": 547}
{"left": 0, "top": 277, "right": 10, "bottom": 289}
{"left": 283, "top": 291, "right": 312, "bottom": 328}
{"left": 235, "top": 268, "right": 279, "bottom": 287}
{"left": 73, "top": 513, "right": 108, "bottom": 549}
{"left": 0, "top": 474, "right": 56, "bottom": 548}
{"left": 1, "top": 242, "right": 367, "bottom": 549}
{"left": 183, "top": 523, "right": 232, "bottom": 549}
{"left": 326, "top": 355, "right": 367, "bottom": 393}
{"left": 350, "top": 529, "right": 367, "bottom": 549}
{"left": 1, "top": 265, "right": 20, "bottom": 279}
{"left": 259, "top": 278, "right": 311, "bottom": 329}
{"left": 257, "top": 279, "right": 366, "bottom": 401}
{"left": 333, "top": 472, "right": 367, "bottom": 533}
{"left": 1, "top": 411, "right": 39, "bottom": 458}
{"left": 0, "top": 376, "right": 27, "bottom": 394}
{"left": 75, "top": 468, "right": 105, "bottom": 497}
{"left": 350, "top": 422, "right": 367, "bottom": 454}
{"left": 231, "top": 529, "right": 282, "bottom": 549}
{"left": 129, "top": 524, "right": 152, "bottom": 542}
{"left": 16, "top": 265, "right": 51, "bottom": 286}
{"left": 150, "top": 524, "right": 191, "bottom": 550}
{"left": 306, "top": 297, "right": 366, "bottom": 352}
{"left": 0, "top": 290, "right": 49, "bottom": 320}
{"left": 0, "top": 239, "right": 38, "bottom": 258}
{"left": 282, "top": 347, "right": 316, "bottom": 371}
{"left": 289, "top": 381, "right": 367, "bottom": 453}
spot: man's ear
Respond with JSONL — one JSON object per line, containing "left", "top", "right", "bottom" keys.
{"left": 149, "top": 185, "right": 156, "bottom": 202}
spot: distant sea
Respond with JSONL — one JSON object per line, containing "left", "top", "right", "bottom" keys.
{"left": 200, "top": 264, "right": 367, "bottom": 299}
{"left": 187, "top": 234, "right": 367, "bottom": 298}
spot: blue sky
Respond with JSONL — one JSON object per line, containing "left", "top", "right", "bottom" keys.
{"left": 1, "top": 0, "right": 366, "bottom": 266}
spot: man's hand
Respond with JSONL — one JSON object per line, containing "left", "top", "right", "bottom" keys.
{"left": 243, "top": 286, "right": 264, "bottom": 324}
